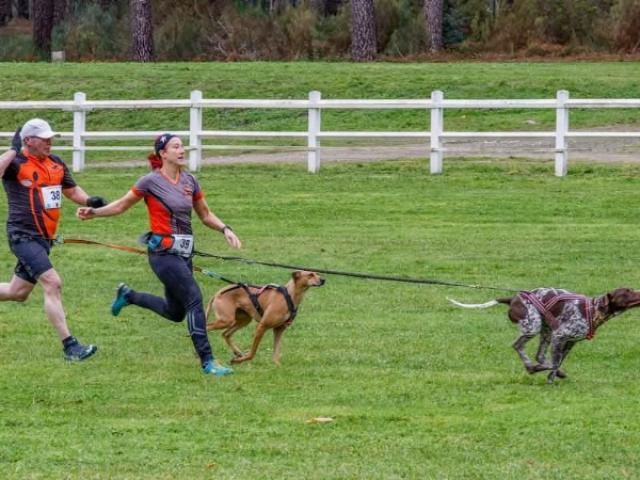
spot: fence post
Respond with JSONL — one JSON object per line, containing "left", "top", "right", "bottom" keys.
{"left": 307, "top": 90, "right": 321, "bottom": 173}
{"left": 72, "top": 92, "right": 86, "bottom": 172}
{"left": 189, "top": 90, "right": 203, "bottom": 172}
{"left": 430, "top": 90, "right": 444, "bottom": 174}
{"left": 555, "top": 90, "right": 569, "bottom": 177}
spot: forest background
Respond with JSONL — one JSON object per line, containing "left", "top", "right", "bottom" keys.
{"left": 1, "top": 0, "right": 640, "bottom": 63}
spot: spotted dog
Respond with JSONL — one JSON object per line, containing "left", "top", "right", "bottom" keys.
{"left": 449, "top": 287, "right": 640, "bottom": 383}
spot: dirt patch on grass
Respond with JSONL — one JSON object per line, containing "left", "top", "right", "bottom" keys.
{"left": 89, "top": 124, "right": 640, "bottom": 168}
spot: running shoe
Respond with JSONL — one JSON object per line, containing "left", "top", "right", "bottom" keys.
{"left": 64, "top": 338, "right": 97, "bottom": 361}
{"left": 202, "top": 359, "right": 234, "bottom": 377}
{"left": 111, "top": 283, "right": 132, "bottom": 316}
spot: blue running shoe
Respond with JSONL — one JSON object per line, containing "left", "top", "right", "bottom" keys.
{"left": 64, "top": 338, "right": 97, "bottom": 362}
{"left": 111, "top": 283, "right": 132, "bottom": 316}
{"left": 202, "top": 359, "right": 234, "bottom": 377}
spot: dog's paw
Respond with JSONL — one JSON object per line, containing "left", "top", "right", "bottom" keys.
{"left": 231, "top": 351, "right": 244, "bottom": 359}
{"left": 556, "top": 370, "right": 567, "bottom": 379}
{"left": 531, "top": 363, "right": 552, "bottom": 373}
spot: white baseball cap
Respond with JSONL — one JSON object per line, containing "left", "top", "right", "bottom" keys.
{"left": 20, "top": 118, "right": 58, "bottom": 140}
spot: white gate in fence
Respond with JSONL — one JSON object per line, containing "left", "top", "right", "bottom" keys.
{"left": 1, "top": 90, "right": 640, "bottom": 176}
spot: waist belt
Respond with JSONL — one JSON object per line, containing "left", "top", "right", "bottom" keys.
{"left": 140, "top": 232, "right": 194, "bottom": 257}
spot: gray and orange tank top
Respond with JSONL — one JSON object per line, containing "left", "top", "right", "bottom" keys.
{"left": 131, "top": 169, "right": 204, "bottom": 237}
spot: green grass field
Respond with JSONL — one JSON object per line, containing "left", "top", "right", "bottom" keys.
{"left": 2, "top": 157, "right": 640, "bottom": 479}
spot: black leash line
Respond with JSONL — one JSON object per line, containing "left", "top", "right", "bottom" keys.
{"left": 193, "top": 249, "right": 520, "bottom": 292}
{"left": 59, "top": 237, "right": 519, "bottom": 292}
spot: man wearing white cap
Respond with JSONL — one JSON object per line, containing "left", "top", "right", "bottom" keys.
{"left": 0, "top": 119, "right": 107, "bottom": 361}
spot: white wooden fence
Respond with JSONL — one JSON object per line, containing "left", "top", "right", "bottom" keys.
{"left": 1, "top": 90, "right": 640, "bottom": 176}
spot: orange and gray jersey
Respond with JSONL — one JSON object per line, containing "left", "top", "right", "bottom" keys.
{"left": 2, "top": 152, "right": 76, "bottom": 239}
{"left": 131, "top": 170, "right": 204, "bottom": 236}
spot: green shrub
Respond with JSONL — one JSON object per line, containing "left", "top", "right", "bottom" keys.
{"left": 312, "top": 3, "right": 351, "bottom": 59}
{"left": 154, "top": 10, "right": 207, "bottom": 61}
{"left": 611, "top": 0, "right": 640, "bottom": 52}
{"left": 0, "top": 32, "right": 34, "bottom": 61}
{"left": 59, "top": 2, "right": 129, "bottom": 60}
{"left": 486, "top": 0, "right": 614, "bottom": 53}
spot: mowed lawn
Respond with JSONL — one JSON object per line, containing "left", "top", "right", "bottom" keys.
{"left": 1, "top": 157, "right": 640, "bottom": 479}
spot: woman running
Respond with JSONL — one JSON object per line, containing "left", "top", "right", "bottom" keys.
{"left": 76, "top": 133, "right": 241, "bottom": 376}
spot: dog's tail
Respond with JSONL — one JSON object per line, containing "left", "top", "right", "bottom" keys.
{"left": 447, "top": 297, "right": 500, "bottom": 309}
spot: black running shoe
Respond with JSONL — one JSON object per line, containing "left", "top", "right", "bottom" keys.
{"left": 64, "top": 338, "right": 98, "bottom": 362}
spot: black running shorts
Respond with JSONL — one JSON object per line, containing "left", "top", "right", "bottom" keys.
{"left": 8, "top": 233, "right": 54, "bottom": 284}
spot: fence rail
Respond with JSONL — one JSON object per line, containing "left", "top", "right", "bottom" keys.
{"left": 1, "top": 90, "right": 640, "bottom": 176}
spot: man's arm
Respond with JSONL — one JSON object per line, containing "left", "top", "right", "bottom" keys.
{"left": 63, "top": 185, "right": 91, "bottom": 206}
{"left": 63, "top": 185, "right": 107, "bottom": 208}
{"left": 0, "top": 149, "right": 17, "bottom": 178}
{"left": 0, "top": 128, "right": 21, "bottom": 177}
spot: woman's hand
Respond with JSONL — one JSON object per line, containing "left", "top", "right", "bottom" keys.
{"left": 76, "top": 207, "right": 96, "bottom": 220}
{"left": 223, "top": 228, "right": 242, "bottom": 249}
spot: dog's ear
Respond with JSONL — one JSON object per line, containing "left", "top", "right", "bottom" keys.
{"left": 292, "top": 271, "right": 302, "bottom": 281}
{"left": 600, "top": 291, "right": 614, "bottom": 313}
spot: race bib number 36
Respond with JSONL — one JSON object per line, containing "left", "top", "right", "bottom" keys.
{"left": 41, "top": 185, "right": 62, "bottom": 209}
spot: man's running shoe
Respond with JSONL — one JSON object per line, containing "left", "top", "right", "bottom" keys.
{"left": 64, "top": 337, "right": 97, "bottom": 361}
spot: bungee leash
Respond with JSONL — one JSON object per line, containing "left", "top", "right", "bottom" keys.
{"left": 191, "top": 248, "right": 521, "bottom": 292}
{"left": 59, "top": 236, "right": 520, "bottom": 292}
{"left": 58, "top": 237, "right": 239, "bottom": 284}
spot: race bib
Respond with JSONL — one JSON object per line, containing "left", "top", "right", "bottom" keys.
{"left": 41, "top": 185, "right": 62, "bottom": 209}
{"left": 170, "top": 234, "right": 194, "bottom": 256}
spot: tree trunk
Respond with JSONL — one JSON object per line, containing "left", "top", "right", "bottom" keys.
{"left": 0, "top": 0, "right": 11, "bottom": 26}
{"left": 33, "top": 0, "right": 54, "bottom": 56}
{"left": 16, "top": 0, "right": 30, "bottom": 19}
{"left": 350, "top": 0, "right": 376, "bottom": 61}
{"left": 424, "top": 0, "right": 443, "bottom": 53}
{"left": 129, "top": 0, "right": 154, "bottom": 62}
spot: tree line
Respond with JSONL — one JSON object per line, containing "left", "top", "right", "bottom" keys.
{"left": 1, "top": 0, "right": 639, "bottom": 61}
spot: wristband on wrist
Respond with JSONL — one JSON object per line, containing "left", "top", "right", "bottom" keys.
{"left": 221, "top": 225, "right": 232, "bottom": 234}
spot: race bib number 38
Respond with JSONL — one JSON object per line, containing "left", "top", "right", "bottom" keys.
{"left": 41, "top": 185, "right": 62, "bottom": 209}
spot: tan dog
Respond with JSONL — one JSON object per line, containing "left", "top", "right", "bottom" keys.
{"left": 206, "top": 271, "right": 325, "bottom": 365}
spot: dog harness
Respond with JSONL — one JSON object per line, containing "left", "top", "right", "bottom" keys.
{"left": 224, "top": 283, "right": 298, "bottom": 327}
{"left": 519, "top": 291, "right": 595, "bottom": 339}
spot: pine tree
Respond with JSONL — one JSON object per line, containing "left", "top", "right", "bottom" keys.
{"left": 350, "top": 0, "right": 376, "bottom": 61}
{"left": 424, "top": 0, "right": 443, "bottom": 53}
{"left": 130, "top": 0, "right": 153, "bottom": 61}
{"left": 33, "top": 0, "right": 54, "bottom": 55}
